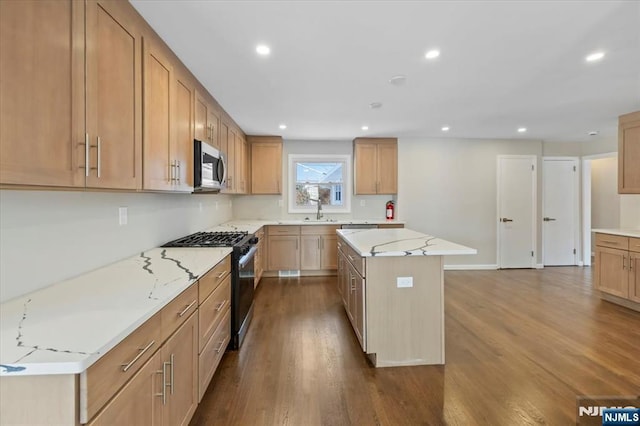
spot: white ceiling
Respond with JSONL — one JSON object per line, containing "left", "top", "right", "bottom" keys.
{"left": 130, "top": 0, "right": 640, "bottom": 142}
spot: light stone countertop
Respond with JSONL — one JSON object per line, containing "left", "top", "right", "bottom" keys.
{"left": 0, "top": 218, "right": 405, "bottom": 377}
{"left": 592, "top": 229, "right": 640, "bottom": 238}
{"left": 0, "top": 247, "right": 231, "bottom": 376}
{"left": 337, "top": 228, "right": 477, "bottom": 257}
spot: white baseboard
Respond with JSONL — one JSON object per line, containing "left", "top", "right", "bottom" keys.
{"left": 444, "top": 264, "right": 498, "bottom": 271}
{"left": 535, "top": 264, "right": 544, "bottom": 269}
{"left": 578, "top": 261, "right": 584, "bottom": 267}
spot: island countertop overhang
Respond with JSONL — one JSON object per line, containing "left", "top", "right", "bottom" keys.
{"left": 336, "top": 228, "right": 477, "bottom": 257}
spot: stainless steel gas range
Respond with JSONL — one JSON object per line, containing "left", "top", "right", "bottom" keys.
{"left": 162, "top": 231, "right": 258, "bottom": 350}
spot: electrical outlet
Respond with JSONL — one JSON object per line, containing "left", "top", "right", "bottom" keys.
{"left": 360, "top": 200, "right": 366, "bottom": 207}
{"left": 118, "top": 207, "right": 128, "bottom": 226}
{"left": 396, "top": 277, "right": 413, "bottom": 288}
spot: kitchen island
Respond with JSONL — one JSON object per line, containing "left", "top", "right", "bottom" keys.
{"left": 337, "top": 228, "right": 476, "bottom": 367}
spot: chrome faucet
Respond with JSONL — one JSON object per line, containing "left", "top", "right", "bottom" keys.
{"left": 309, "top": 198, "right": 323, "bottom": 220}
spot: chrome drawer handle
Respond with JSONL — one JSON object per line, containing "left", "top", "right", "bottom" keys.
{"left": 155, "top": 365, "right": 167, "bottom": 405}
{"left": 121, "top": 340, "right": 155, "bottom": 372}
{"left": 601, "top": 240, "right": 620, "bottom": 245}
{"left": 216, "top": 271, "right": 228, "bottom": 279}
{"left": 216, "top": 300, "right": 228, "bottom": 312}
{"left": 215, "top": 340, "right": 226, "bottom": 354}
{"left": 178, "top": 299, "right": 197, "bottom": 317}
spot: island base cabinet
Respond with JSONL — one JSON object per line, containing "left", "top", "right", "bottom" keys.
{"left": 365, "top": 256, "right": 445, "bottom": 367}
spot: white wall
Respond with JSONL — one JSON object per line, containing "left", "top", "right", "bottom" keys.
{"left": 0, "top": 190, "right": 233, "bottom": 302}
{"left": 397, "top": 137, "right": 544, "bottom": 267}
{"left": 590, "top": 157, "right": 620, "bottom": 230}
{"left": 233, "top": 139, "right": 391, "bottom": 220}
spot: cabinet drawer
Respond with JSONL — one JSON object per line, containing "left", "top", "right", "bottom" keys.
{"left": 630, "top": 237, "right": 640, "bottom": 253}
{"left": 198, "top": 308, "right": 230, "bottom": 401}
{"left": 199, "top": 255, "right": 231, "bottom": 303}
{"left": 301, "top": 225, "right": 340, "bottom": 235}
{"left": 377, "top": 223, "right": 404, "bottom": 229}
{"left": 161, "top": 284, "right": 198, "bottom": 342}
{"left": 340, "top": 237, "right": 365, "bottom": 277}
{"left": 595, "top": 233, "right": 629, "bottom": 250}
{"left": 82, "top": 312, "right": 162, "bottom": 422}
{"left": 199, "top": 274, "right": 231, "bottom": 352}
{"left": 268, "top": 225, "right": 300, "bottom": 236}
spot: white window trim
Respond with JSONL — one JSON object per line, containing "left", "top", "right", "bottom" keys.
{"left": 288, "top": 154, "right": 351, "bottom": 214}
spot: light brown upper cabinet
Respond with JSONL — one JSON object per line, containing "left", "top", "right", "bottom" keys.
{"left": 224, "top": 127, "right": 237, "bottom": 193}
{"left": 85, "top": 0, "right": 142, "bottom": 190}
{"left": 142, "top": 36, "right": 194, "bottom": 193}
{"left": 618, "top": 111, "right": 640, "bottom": 194}
{"left": 235, "top": 132, "right": 248, "bottom": 194}
{"left": 195, "top": 91, "right": 220, "bottom": 150}
{"left": 0, "top": 0, "right": 86, "bottom": 187}
{"left": 248, "top": 136, "right": 282, "bottom": 194}
{"left": 353, "top": 138, "right": 397, "bottom": 195}
{"left": 2, "top": 0, "right": 143, "bottom": 190}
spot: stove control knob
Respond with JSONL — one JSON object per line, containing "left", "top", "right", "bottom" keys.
{"left": 249, "top": 237, "right": 259, "bottom": 245}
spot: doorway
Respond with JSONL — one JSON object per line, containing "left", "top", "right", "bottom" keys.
{"left": 497, "top": 155, "right": 537, "bottom": 269}
{"left": 542, "top": 157, "right": 579, "bottom": 266}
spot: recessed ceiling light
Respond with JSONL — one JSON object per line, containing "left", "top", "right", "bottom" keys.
{"left": 586, "top": 51, "right": 605, "bottom": 62}
{"left": 369, "top": 102, "right": 383, "bottom": 109}
{"left": 588, "top": 130, "right": 599, "bottom": 136}
{"left": 517, "top": 127, "right": 527, "bottom": 133}
{"left": 441, "top": 126, "right": 450, "bottom": 132}
{"left": 425, "top": 49, "right": 440, "bottom": 59}
{"left": 279, "top": 124, "right": 287, "bottom": 130}
{"left": 389, "top": 75, "right": 407, "bottom": 86}
{"left": 256, "top": 44, "right": 271, "bottom": 56}
{"left": 361, "top": 126, "right": 369, "bottom": 131}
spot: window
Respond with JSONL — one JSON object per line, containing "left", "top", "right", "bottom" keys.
{"left": 288, "top": 154, "right": 351, "bottom": 213}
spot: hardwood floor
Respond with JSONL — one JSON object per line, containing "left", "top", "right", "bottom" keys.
{"left": 191, "top": 268, "right": 640, "bottom": 425}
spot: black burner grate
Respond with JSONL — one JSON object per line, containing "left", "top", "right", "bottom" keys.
{"left": 163, "top": 231, "right": 248, "bottom": 247}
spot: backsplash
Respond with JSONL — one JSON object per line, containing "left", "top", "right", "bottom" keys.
{"left": 0, "top": 190, "right": 233, "bottom": 302}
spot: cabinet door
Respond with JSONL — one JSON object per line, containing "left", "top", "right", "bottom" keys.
{"left": 0, "top": 0, "right": 85, "bottom": 187}
{"left": 354, "top": 142, "right": 378, "bottom": 194}
{"left": 250, "top": 140, "right": 282, "bottom": 194}
{"left": 618, "top": 113, "right": 640, "bottom": 194}
{"left": 194, "top": 92, "right": 208, "bottom": 143}
{"left": 320, "top": 235, "right": 338, "bottom": 270}
{"left": 162, "top": 312, "right": 198, "bottom": 426}
{"left": 354, "top": 268, "right": 366, "bottom": 350}
{"left": 595, "top": 246, "right": 629, "bottom": 298}
{"left": 377, "top": 142, "right": 398, "bottom": 194}
{"left": 174, "top": 74, "right": 194, "bottom": 191}
{"left": 300, "top": 235, "right": 321, "bottom": 270}
{"left": 142, "top": 39, "right": 174, "bottom": 191}
{"left": 629, "top": 252, "right": 640, "bottom": 303}
{"left": 268, "top": 236, "right": 300, "bottom": 270}
{"left": 88, "top": 350, "right": 163, "bottom": 426}
{"left": 86, "top": 0, "right": 142, "bottom": 189}
{"left": 208, "top": 109, "right": 220, "bottom": 149}
{"left": 225, "top": 127, "right": 236, "bottom": 193}
{"left": 234, "top": 133, "right": 246, "bottom": 193}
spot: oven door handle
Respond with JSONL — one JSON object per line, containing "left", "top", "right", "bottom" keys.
{"left": 239, "top": 246, "right": 258, "bottom": 268}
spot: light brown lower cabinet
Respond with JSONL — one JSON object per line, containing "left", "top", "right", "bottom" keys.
{"left": 595, "top": 233, "right": 640, "bottom": 309}
{"left": 88, "top": 312, "right": 197, "bottom": 426}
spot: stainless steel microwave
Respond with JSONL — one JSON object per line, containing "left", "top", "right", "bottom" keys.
{"left": 194, "top": 139, "right": 226, "bottom": 192}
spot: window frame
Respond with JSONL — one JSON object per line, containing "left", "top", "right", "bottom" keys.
{"left": 288, "top": 154, "right": 352, "bottom": 214}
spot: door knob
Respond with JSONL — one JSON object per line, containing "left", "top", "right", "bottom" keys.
{"left": 501, "top": 218, "right": 513, "bottom": 223}
{"left": 543, "top": 217, "right": 556, "bottom": 222}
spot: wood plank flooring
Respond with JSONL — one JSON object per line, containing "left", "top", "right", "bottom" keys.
{"left": 190, "top": 268, "right": 640, "bottom": 425}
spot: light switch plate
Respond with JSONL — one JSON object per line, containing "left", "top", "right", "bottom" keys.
{"left": 397, "top": 276, "right": 413, "bottom": 288}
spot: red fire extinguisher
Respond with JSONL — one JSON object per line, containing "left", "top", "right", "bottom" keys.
{"left": 386, "top": 200, "right": 395, "bottom": 220}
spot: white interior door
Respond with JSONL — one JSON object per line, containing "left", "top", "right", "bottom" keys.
{"left": 498, "top": 156, "right": 536, "bottom": 268}
{"left": 543, "top": 158, "right": 578, "bottom": 266}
